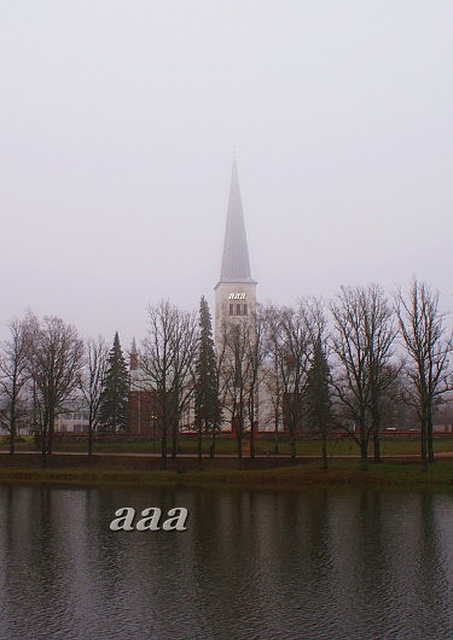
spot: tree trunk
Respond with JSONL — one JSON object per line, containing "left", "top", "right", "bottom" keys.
{"left": 9, "top": 400, "right": 16, "bottom": 454}
{"left": 289, "top": 422, "right": 296, "bottom": 459}
{"left": 88, "top": 421, "right": 94, "bottom": 457}
{"left": 322, "top": 432, "right": 328, "bottom": 470}
{"left": 372, "top": 399, "right": 381, "bottom": 463}
{"left": 373, "top": 428, "right": 381, "bottom": 463}
{"left": 427, "top": 404, "right": 434, "bottom": 463}
{"left": 48, "top": 414, "right": 55, "bottom": 455}
{"left": 273, "top": 409, "right": 280, "bottom": 455}
{"left": 9, "top": 433, "right": 15, "bottom": 455}
{"left": 197, "top": 420, "right": 203, "bottom": 470}
{"left": 420, "top": 416, "right": 428, "bottom": 472}
{"left": 171, "top": 420, "right": 178, "bottom": 459}
{"left": 237, "top": 429, "right": 243, "bottom": 459}
{"left": 210, "top": 426, "right": 216, "bottom": 458}
{"left": 41, "top": 414, "right": 49, "bottom": 456}
{"left": 360, "top": 440, "right": 368, "bottom": 471}
{"left": 41, "top": 430, "right": 47, "bottom": 456}
{"left": 249, "top": 420, "right": 256, "bottom": 459}
{"left": 161, "top": 429, "right": 168, "bottom": 470}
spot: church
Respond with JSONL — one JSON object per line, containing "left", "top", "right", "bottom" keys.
{"left": 128, "top": 160, "right": 263, "bottom": 437}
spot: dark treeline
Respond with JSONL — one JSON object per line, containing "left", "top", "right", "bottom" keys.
{"left": 0, "top": 279, "right": 451, "bottom": 469}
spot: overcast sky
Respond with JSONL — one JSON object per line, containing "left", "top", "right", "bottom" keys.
{"left": 1, "top": 1, "right": 452, "bottom": 348}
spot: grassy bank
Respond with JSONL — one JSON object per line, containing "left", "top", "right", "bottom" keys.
{"left": 1, "top": 455, "right": 453, "bottom": 492}
{"left": 4, "top": 435, "right": 453, "bottom": 457}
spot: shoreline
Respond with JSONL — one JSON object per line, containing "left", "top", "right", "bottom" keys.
{"left": 1, "top": 453, "right": 453, "bottom": 491}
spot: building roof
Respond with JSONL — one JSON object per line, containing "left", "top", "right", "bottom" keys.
{"left": 218, "top": 160, "right": 256, "bottom": 284}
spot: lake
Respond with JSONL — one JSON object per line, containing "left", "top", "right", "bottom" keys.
{"left": 0, "top": 485, "right": 452, "bottom": 639}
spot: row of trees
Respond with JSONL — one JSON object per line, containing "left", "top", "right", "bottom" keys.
{"left": 0, "top": 314, "right": 130, "bottom": 456}
{"left": 131, "top": 281, "right": 451, "bottom": 470}
{"left": 0, "top": 280, "right": 451, "bottom": 469}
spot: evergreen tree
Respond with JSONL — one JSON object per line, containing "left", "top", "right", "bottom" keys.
{"left": 306, "top": 336, "right": 333, "bottom": 469}
{"left": 98, "top": 332, "right": 129, "bottom": 432}
{"left": 194, "top": 296, "right": 221, "bottom": 462}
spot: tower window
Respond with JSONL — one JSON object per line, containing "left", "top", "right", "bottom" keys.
{"left": 227, "top": 300, "right": 250, "bottom": 317}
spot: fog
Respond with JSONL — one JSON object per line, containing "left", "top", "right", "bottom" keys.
{"left": 1, "top": 1, "right": 452, "bottom": 347}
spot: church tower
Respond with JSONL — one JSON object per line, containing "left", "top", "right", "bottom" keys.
{"left": 215, "top": 160, "right": 257, "bottom": 340}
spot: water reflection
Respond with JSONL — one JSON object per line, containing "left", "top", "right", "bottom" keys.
{"left": 0, "top": 486, "right": 452, "bottom": 640}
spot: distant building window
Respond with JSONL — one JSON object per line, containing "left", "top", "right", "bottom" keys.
{"left": 228, "top": 301, "right": 251, "bottom": 317}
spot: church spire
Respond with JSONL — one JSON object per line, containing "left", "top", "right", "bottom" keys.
{"left": 218, "top": 159, "right": 255, "bottom": 283}
{"left": 214, "top": 160, "right": 257, "bottom": 341}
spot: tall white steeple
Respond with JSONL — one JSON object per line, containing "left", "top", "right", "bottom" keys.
{"left": 219, "top": 159, "right": 255, "bottom": 283}
{"left": 215, "top": 160, "right": 257, "bottom": 340}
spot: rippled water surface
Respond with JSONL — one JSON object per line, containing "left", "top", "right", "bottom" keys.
{"left": 0, "top": 485, "right": 453, "bottom": 639}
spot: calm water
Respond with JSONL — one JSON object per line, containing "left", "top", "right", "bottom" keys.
{"left": 0, "top": 485, "right": 453, "bottom": 640}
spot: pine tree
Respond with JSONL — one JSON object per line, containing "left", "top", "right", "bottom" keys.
{"left": 306, "top": 336, "right": 333, "bottom": 469}
{"left": 98, "top": 332, "right": 129, "bottom": 433}
{"left": 194, "top": 297, "right": 221, "bottom": 462}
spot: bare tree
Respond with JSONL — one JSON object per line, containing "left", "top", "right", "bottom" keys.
{"left": 244, "top": 305, "right": 267, "bottom": 458}
{"left": 262, "top": 304, "right": 286, "bottom": 454}
{"left": 330, "top": 285, "right": 397, "bottom": 469}
{"left": 363, "top": 286, "right": 398, "bottom": 461}
{"left": 220, "top": 319, "right": 250, "bottom": 459}
{"left": 29, "top": 316, "right": 84, "bottom": 456}
{"left": 395, "top": 279, "right": 452, "bottom": 469}
{"left": 80, "top": 336, "right": 109, "bottom": 456}
{"left": 140, "top": 301, "right": 197, "bottom": 468}
{"left": 218, "top": 301, "right": 267, "bottom": 459}
{"left": 0, "top": 314, "right": 36, "bottom": 454}
{"left": 276, "top": 305, "right": 312, "bottom": 458}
